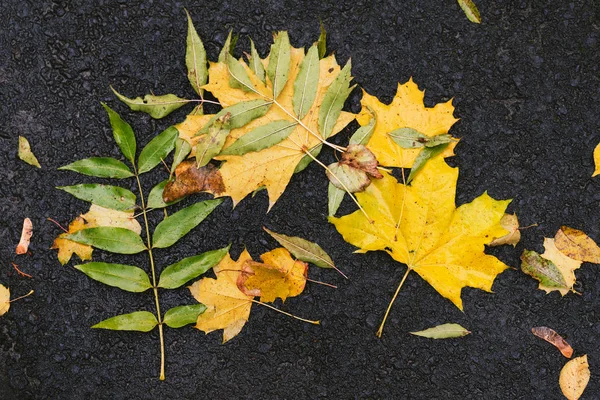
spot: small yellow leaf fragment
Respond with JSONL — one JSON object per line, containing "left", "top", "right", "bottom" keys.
{"left": 531, "top": 326, "right": 573, "bottom": 358}
{"left": 489, "top": 213, "right": 521, "bottom": 247}
{"left": 593, "top": 143, "right": 600, "bottom": 177}
{"left": 554, "top": 226, "right": 600, "bottom": 264}
{"left": 559, "top": 355, "right": 590, "bottom": 400}
{"left": 457, "top": 0, "right": 482, "bottom": 24}
{"left": 81, "top": 205, "right": 142, "bottom": 234}
{"left": 410, "top": 323, "right": 470, "bottom": 339}
{"left": 51, "top": 217, "right": 93, "bottom": 265}
{"left": 0, "top": 284, "right": 10, "bottom": 316}
{"left": 18, "top": 136, "right": 41, "bottom": 168}
{"left": 16, "top": 218, "right": 33, "bottom": 255}
{"left": 539, "top": 238, "right": 582, "bottom": 296}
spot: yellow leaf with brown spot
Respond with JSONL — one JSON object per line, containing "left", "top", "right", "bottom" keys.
{"left": 330, "top": 156, "right": 510, "bottom": 311}
{"left": 189, "top": 249, "right": 254, "bottom": 343}
{"left": 0, "top": 284, "right": 10, "bottom": 316}
{"left": 554, "top": 226, "right": 600, "bottom": 264}
{"left": 237, "top": 248, "right": 308, "bottom": 303}
{"left": 356, "top": 78, "right": 459, "bottom": 168}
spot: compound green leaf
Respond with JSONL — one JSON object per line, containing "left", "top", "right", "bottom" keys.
{"left": 59, "top": 157, "right": 133, "bottom": 179}
{"left": 319, "top": 60, "right": 354, "bottom": 138}
{"left": 92, "top": 311, "right": 158, "bottom": 332}
{"left": 328, "top": 182, "right": 345, "bottom": 216}
{"left": 66, "top": 227, "right": 146, "bottom": 254}
{"left": 267, "top": 31, "right": 291, "bottom": 99}
{"left": 185, "top": 9, "right": 207, "bottom": 96}
{"left": 75, "top": 262, "right": 151, "bottom": 292}
{"left": 293, "top": 45, "right": 319, "bottom": 120}
{"left": 198, "top": 99, "right": 273, "bottom": 135}
{"left": 248, "top": 38, "right": 266, "bottom": 83}
{"left": 163, "top": 304, "right": 207, "bottom": 328}
{"left": 196, "top": 115, "right": 231, "bottom": 167}
{"left": 406, "top": 143, "right": 449, "bottom": 184}
{"left": 57, "top": 184, "right": 136, "bottom": 211}
{"left": 112, "top": 88, "right": 188, "bottom": 119}
{"left": 102, "top": 103, "right": 136, "bottom": 164}
{"left": 158, "top": 245, "right": 230, "bottom": 289}
{"left": 137, "top": 126, "right": 178, "bottom": 174}
{"left": 219, "top": 120, "right": 297, "bottom": 156}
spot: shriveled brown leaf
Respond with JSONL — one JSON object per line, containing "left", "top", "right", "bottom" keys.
{"left": 16, "top": 218, "right": 33, "bottom": 255}
{"left": 531, "top": 326, "right": 573, "bottom": 358}
{"left": 489, "top": 213, "right": 521, "bottom": 247}
{"left": 555, "top": 226, "right": 600, "bottom": 264}
{"left": 163, "top": 160, "right": 224, "bottom": 203}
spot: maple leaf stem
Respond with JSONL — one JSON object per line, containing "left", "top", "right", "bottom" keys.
{"left": 376, "top": 267, "right": 412, "bottom": 338}
{"left": 135, "top": 172, "right": 166, "bottom": 381}
{"left": 252, "top": 300, "right": 320, "bottom": 325}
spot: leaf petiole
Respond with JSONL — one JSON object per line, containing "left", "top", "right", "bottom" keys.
{"left": 376, "top": 267, "right": 411, "bottom": 338}
{"left": 252, "top": 299, "right": 320, "bottom": 325}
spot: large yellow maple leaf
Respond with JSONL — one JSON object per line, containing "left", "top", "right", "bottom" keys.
{"left": 330, "top": 156, "right": 510, "bottom": 315}
{"left": 356, "top": 78, "right": 459, "bottom": 168}
{"left": 178, "top": 48, "right": 354, "bottom": 209}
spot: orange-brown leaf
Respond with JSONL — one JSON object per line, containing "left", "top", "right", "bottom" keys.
{"left": 554, "top": 226, "right": 600, "bottom": 264}
{"left": 531, "top": 326, "right": 573, "bottom": 358}
{"left": 162, "top": 160, "right": 224, "bottom": 203}
{"left": 16, "top": 218, "right": 33, "bottom": 255}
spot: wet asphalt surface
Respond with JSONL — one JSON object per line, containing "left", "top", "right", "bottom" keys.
{"left": 1, "top": 0, "right": 599, "bottom": 398}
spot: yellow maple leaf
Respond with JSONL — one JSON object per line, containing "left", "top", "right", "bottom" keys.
{"left": 194, "top": 48, "right": 354, "bottom": 209}
{"left": 189, "top": 249, "right": 254, "bottom": 343}
{"left": 330, "top": 156, "right": 510, "bottom": 332}
{"left": 238, "top": 248, "right": 308, "bottom": 303}
{"left": 356, "top": 78, "right": 459, "bottom": 168}
{"left": 51, "top": 217, "right": 94, "bottom": 265}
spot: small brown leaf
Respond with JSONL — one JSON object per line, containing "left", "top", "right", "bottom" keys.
{"left": 326, "top": 144, "right": 383, "bottom": 193}
{"left": 163, "top": 160, "right": 225, "bottom": 203}
{"left": 554, "top": 226, "right": 600, "bottom": 264}
{"left": 559, "top": 355, "right": 590, "bottom": 400}
{"left": 531, "top": 326, "right": 573, "bottom": 358}
{"left": 489, "top": 213, "right": 521, "bottom": 247}
{"left": 340, "top": 144, "right": 383, "bottom": 179}
{"left": 16, "top": 218, "right": 33, "bottom": 255}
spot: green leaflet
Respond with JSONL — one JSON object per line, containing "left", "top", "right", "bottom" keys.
{"left": 158, "top": 245, "right": 230, "bottom": 289}
{"left": 59, "top": 157, "right": 133, "bottom": 178}
{"left": 219, "top": 120, "right": 297, "bottom": 156}
{"left": 18, "top": 136, "right": 41, "bottom": 168}
{"left": 111, "top": 88, "right": 188, "bottom": 119}
{"left": 318, "top": 60, "right": 354, "bottom": 139}
{"left": 410, "top": 323, "right": 471, "bottom": 339}
{"left": 147, "top": 180, "right": 184, "bottom": 209}
{"left": 75, "top": 262, "right": 151, "bottom": 292}
{"left": 521, "top": 250, "right": 569, "bottom": 290}
{"left": 263, "top": 227, "right": 336, "bottom": 270}
{"left": 163, "top": 304, "right": 206, "bottom": 328}
{"left": 406, "top": 143, "right": 449, "bottom": 184}
{"left": 294, "top": 144, "right": 322, "bottom": 174}
{"left": 185, "top": 9, "right": 207, "bottom": 96}
{"left": 293, "top": 45, "right": 319, "bottom": 120}
{"left": 458, "top": 0, "right": 481, "bottom": 24}
{"left": 198, "top": 99, "right": 273, "bottom": 135}
{"left": 171, "top": 137, "right": 192, "bottom": 175}
{"left": 218, "top": 30, "right": 238, "bottom": 62}
{"left": 317, "top": 22, "right": 327, "bottom": 59}
{"left": 267, "top": 31, "right": 291, "bottom": 99}
{"left": 102, "top": 103, "right": 136, "bottom": 164}
{"left": 226, "top": 53, "right": 255, "bottom": 93}
{"left": 349, "top": 107, "right": 376, "bottom": 145}
{"left": 389, "top": 127, "right": 455, "bottom": 149}
{"left": 328, "top": 182, "right": 345, "bottom": 216}
{"left": 57, "top": 184, "right": 136, "bottom": 211}
{"left": 66, "top": 227, "right": 146, "bottom": 254}
{"left": 152, "top": 199, "right": 223, "bottom": 249}
{"left": 92, "top": 311, "right": 158, "bottom": 332}
{"left": 137, "top": 126, "right": 178, "bottom": 174}
{"left": 248, "top": 38, "right": 266, "bottom": 83}
{"left": 196, "top": 115, "right": 231, "bottom": 167}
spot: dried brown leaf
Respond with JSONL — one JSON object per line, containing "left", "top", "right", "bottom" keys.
{"left": 531, "top": 326, "right": 573, "bottom": 358}
{"left": 554, "top": 226, "right": 600, "bottom": 264}
{"left": 163, "top": 160, "right": 224, "bottom": 203}
{"left": 16, "top": 218, "right": 33, "bottom": 255}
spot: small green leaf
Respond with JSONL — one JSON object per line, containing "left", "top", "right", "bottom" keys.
{"left": 111, "top": 88, "right": 188, "bottom": 119}
{"left": 406, "top": 143, "right": 449, "bottom": 184}
{"left": 59, "top": 157, "right": 134, "bottom": 178}
{"left": 185, "top": 9, "right": 207, "bottom": 96}
{"left": 92, "top": 311, "right": 158, "bottom": 332}
{"left": 152, "top": 199, "right": 223, "bottom": 249}
{"left": 294, "top": 144, "right": 322, "bottom": 173}
{"left": 196, "top": 115, "right": 231, "bottom": 167}
{"left": 424, "top": 135, "right": 456, "bottom": 148}
{"left": 388, "top": 127, "right": 428, "bottom": 148}
{"left": 317, "top": 21, "right": 327, "bottom": 59}
{"left": 248, "top": 38, "right": 266, "bottom": 83}
{"left": 102, "top": 103, "right": 136, "bottom": 164}
{"left": 293, "top": 45, "right": 320, "bottom": 120}
{"left": 18, "top": 136, "right": 41, "bottom": 168}
{"left": 137, "top": 126, "right": 178, "bottom": 174}
{"left": 147, "top": 180, "right": 184, "bottom": 209}
{"left": 66, "top": 227, "right": 146, "bottom": 254}
{"left": 226, "top": 53, "right": 256, "bottom": 93}
{"left": 57, "top": 184, "right": 136, "bottom": 211}
{"left": 458, "top": 0, "right": 481, "bottom": 24}
{"left": 410, "top": 323, "right": 471, "bottom": 339}
{"left": 158, "top": 245, "right": 230, "bottom": 289}
{"left": 171, "top": 137, "right": 192, "bottom": 174}
{"left": 267, "top": 31, "right": 291, "bottom": 99}
{"left": 263, "top": 227, "right": 336, "bottom": 269}
{"left": 219, "top": 120, "right": 297, "bottom": 156}
{"left": 163, "top": 304, "right": 206, "bottom": 328}
{"left": 198, "top": 99, "right": 272, "bottom": 135}
{"left": 521, "top": 250, "right": 569, "bottom": 290}
{"left": 218, "top": 30, "right": 237, "bottom": 62}
{"left": 319, "top": 61, "right": 354, "bottom": 139}
{"left": 349, "top": 107, "right": 376, "bottom": 145}
{"left": 75, "top": 262, "right": 151, "bottom": 292}
{"left": 328, "top": 182, "right": 345, "bottom": 216}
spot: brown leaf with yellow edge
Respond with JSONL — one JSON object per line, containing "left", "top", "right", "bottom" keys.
{"left": 51, "top": 217, "right": 94, "bottom": 265}
{"left": 489, "top": 213, "right": 521, "bottom": 247}
{"left": 560, "top": 355, "right": 590, "bottom": 400}
{"left": 330, "top": 156, "right": 510, "bottom": 311}
{"left": 162, "top": 160, "right": 224, "bottom": 203}
{"left": 237, "top": 248, "right": 308, "bottom": 303}
{"left": 189, "top": 249, "right": 253, "bottom": 343}
{"left": 0, "top": 284, "right": 10, "bottom": 316}
{"left": 554, "top": 226, "right": 600, "bottom": 264}
{"left": 356, "top": 78, "right": 459, "bottom": 169}
{"left": 201, "top": 49, "right": 354, "bottom": 209}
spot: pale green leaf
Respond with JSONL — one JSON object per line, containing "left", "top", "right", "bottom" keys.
{"left": 171, "top": 137, "right": 192, "bottom": 174}
{"left": 92, "top": 311, "right": 158, "bottom": 332}
{"left": 111, "top": 88, "right": 188, "bottom": 119}
{"left": 185, "top": 9, "right": 207, "bottom": 96}
{"left": 57, "top": 184, "right": 136, "bottom": 211}
{"left": 263, "top": 227, "right": 336, "bottom": 269}
{"left": 458, "top": 0, "right": 481, "bottom": 24}
{"left": 267, "top": 31, "right": 291, "bottom": 99}
{"left": 137, "top": 126, "right": 178, "bottom": 174}
{"left": 163, "top": 304, "right": 206, "bottom": 328}
{"left": 218, "top": 30, "right": 237, "bottom": 62}
{"left": 158, "top": 245, "right": 230, "bottom": 289}
{"left": 349, "top": 107, "right": 376, "bottom": 145}
{"left": 410, "top": 323, "right": 471, "bottom": 339}
{"left": 294, "top": 144, "right": 322, "bottom": 173}
{"left": 293, "top": 45, "right": 320, "bottom": 120}
{"left": 196, "top": 115, "right": 231, "bottom": 167}
{"left": 59, "top": 157, "right": 133, "bottom": 178}
{"left": 248, "top": 38, "right": 266, "bottom": 83}
{"left": 388, "top": 127, "right": 428, "bottom": 148}
{"left": 198, "top": 99, "right": 272, "bottom": 135}
{"left": 18, "top": 136, "right": 41, "bottom": 168}
{"left": 219, "top": 120, "right": 297, "bottom": 156}
{"left": 520, "top": 250, "right": 569, "bottom": 290}
{"left": 66, "top": 227, "right": 146, "bottom": 254}
{"left": 328, "top": 182, "right": 345, "bottom": 216}
{"left": 226, "top": 53, "right": 255, "bottom": 92}
{"left": 318, "top": 60, "right": 354, "bottom": 138}
{"left": 101, "top": 103, "right": 136, "bottom": 164}
{"left": 152, "top": 199, "right": 223, "bottom": 249}
{"left": 407, "top": 143, "right": 449, "bottom": 184}
{"left": 317, "top": 22, "right": 327, "bottom": 59}
{"left": 75, "top": 262, "right": 151, "bottom": 292}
